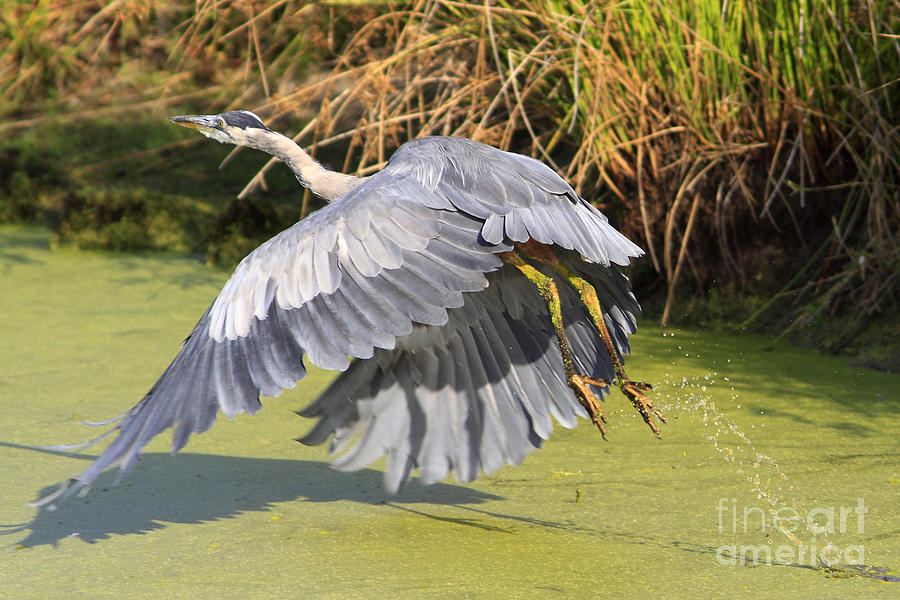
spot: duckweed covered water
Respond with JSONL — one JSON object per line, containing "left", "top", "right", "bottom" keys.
{"left": 2, "top": 226, "right": 898, "bottom": 598}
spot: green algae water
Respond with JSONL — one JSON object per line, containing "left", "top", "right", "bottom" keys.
{"left": 2, "top": 225, "right": 898, "bottom": 598}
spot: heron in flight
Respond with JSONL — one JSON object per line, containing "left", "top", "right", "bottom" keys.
{"left": 33, "top": 110, "right": 664, "bottom": 508}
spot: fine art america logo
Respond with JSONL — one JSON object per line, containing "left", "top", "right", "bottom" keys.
{"left": 715, "top": 497, "right": 867, "bottom": 567}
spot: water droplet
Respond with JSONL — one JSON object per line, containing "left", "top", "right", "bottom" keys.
{"left": 659, "top": 371, "right": 835, "bottom": 567}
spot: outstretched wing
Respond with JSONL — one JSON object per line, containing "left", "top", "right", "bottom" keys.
{"left": 299, "top": 254, "right": 640, "bottom": 492}
{"left": 34, "top": 136, "right": 642, "bottom": 507}
{"left": 386, "top": 137, "right": 641, "bottom": 266}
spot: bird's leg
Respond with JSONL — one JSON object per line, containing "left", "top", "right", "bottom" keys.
{"left": 513, "top": 241, "right": 666, "bottom": 437}
{"left": 500, "top": 251, "right": 609, "bottom": 437}
{"left": 551, "top": 261, "right": 666, "bottom": 436}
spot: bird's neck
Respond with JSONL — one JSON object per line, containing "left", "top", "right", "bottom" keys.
{"left": 255, "top": 132, "right": 364, "bottom": 201}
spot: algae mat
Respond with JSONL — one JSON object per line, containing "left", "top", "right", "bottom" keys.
{"left": 2, "top": 225, "right": 898, "bottom": 598}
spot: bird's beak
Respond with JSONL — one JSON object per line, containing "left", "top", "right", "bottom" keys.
{"left": 169, "top": 114, "right": 221, "bottom": 133}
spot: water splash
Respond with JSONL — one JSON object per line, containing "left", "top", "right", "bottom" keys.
{"left": 653, "top": 361, "right": 895, "bottom": 580}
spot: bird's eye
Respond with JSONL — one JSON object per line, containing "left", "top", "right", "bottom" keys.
{"left": 217, "top": 118, "right": 226, "bottom": 129}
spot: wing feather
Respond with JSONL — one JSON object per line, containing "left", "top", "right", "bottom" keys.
{"left": 298, "top": 263, "right": 638, "bottom": 492}
{"left": 503, "top": 208, "right": 528, "bottom": 242}
{"left": 296, "top": 301, "right": 353, "bottom": 368}
{"left": 319, "top": 289, "right": 389, "bottom": 352}
{"left": 391, "top": 137, "right": 643, "bottom": 264}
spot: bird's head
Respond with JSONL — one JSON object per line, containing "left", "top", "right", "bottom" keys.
{"left": 169, "top": 110, "right": 272, "bottom": 147}
{"left": 169, "top": 109, "right": 361, "bottom": 200}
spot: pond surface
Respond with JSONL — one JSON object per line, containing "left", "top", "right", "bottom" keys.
{"left": 1, "top": 225, "right": 898, "bottom": 598}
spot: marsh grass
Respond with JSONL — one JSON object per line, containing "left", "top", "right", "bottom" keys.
{"left": 240, "top": 0, "right": 897, "bottom": 353}
{"left": 0, "top": 1, "right": 373, "bottom": 125}
{"left": 1, "top": 1, "right": 897, "bottom": 357}
{"left": 0, "top": 1, "right": 371, "bottom": 263}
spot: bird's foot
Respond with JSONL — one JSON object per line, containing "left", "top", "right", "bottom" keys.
{"left": 618, "top": 378, "right": 666, "bottom": 436}
{"left": 567, "top": 374, "right": 609, "bottom": 438}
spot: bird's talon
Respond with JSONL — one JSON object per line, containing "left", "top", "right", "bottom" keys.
{"left": 582, "top": 376, "right": 610, "bottom": 388}
{"left": 620, "top": 379, "right": 665, "bottom": 436}
{"left": 569, "top": 374, "right": 608, "bottom": 438}
{"left": 588, "top": 408, "right": 608, "bottom": 438}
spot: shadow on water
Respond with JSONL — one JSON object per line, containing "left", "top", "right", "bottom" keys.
{"left": 0, "top": 227, "right": 50, "bottom": 250}
{"left": 6, "top": 446, "right": 897, "bottom": 581}
{"left": 0, "top": 228, "right": 47, "bottom": 272}
{"left": 111, "top": 253, "right": 225, "bottom": 293}
{"left": 738, "top": 405, "right": 879, "bottom": 438}
{"left": 643, "top": 328, "right": 899, "bottom": 427}
{"left": 8, "top": 452, "right": 503, "bottom": 548}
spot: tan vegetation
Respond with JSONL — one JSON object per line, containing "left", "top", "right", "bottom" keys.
{"left": 1, "top": 0, "right": 897, "bottom": 359}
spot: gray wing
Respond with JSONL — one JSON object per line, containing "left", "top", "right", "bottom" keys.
{"left": 386, "top": 137, "right": 642, "bottom": 265}
{"left": 298, "top": 255, "right": 640, "bottom": 492}
{"left": 34, "top": 137, "right": 641, "bottom": 506}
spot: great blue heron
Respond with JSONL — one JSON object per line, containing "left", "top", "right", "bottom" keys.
{"left": 33, "top": 110, "right": 664, "bottom": 508}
